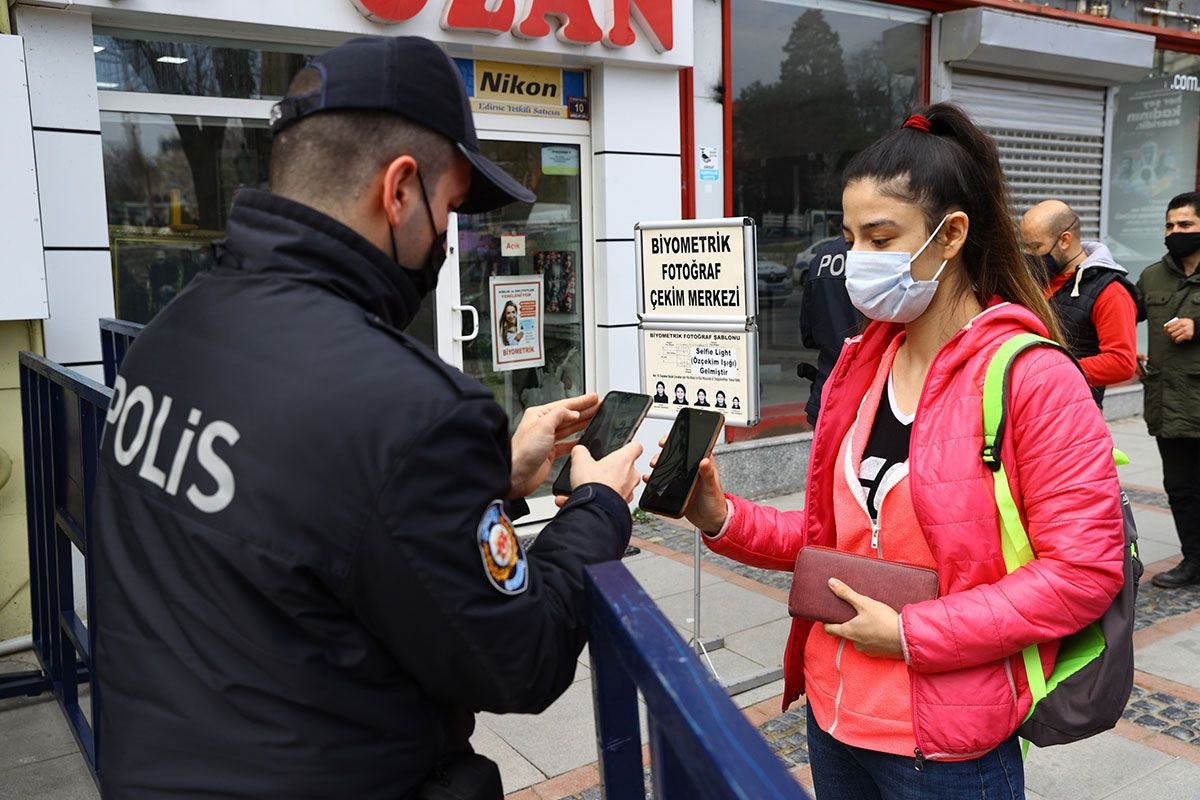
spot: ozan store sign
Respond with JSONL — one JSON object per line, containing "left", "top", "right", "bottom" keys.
{"left": 352, "top": 0, "right": 674, "bottom": 52}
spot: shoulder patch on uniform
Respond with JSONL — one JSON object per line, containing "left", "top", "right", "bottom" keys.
{"left": 477, "top": 500, "right": 528, "bottom": 595}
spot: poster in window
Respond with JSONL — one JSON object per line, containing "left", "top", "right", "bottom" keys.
{"left": 1107, "top": 75, "right": 1200, "bottom": 271}
{"left": 491, "top": 275, "right": 545, "bottom": 372}
{"left": 534, "top": 250, "right": 577, "bottom": 314}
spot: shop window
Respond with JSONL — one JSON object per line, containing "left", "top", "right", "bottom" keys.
{"left": 93, "top": 30, "right": 315, "bottom": 99}
{"left": 457, "top": 140, "right": 586, "bottom": 454}
{"left": 95, "top": 31, "right": 310, "bottom": 324}
{"left": 731, "top": 0, "right": 927, "bottom": 439}
{"left": 100, "top": 112, "right": 271, "bottom": 323}
{"left": 1106, "top": 50, "right": 1200, "bottom": 283}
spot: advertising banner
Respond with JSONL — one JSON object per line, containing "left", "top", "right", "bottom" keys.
{"left": 636, "top": 218, "right": 755, "bottom": 322}
{"left": 1107, "top": 75, "right": 1200, "bottom": 274}
{"left": 454, "top": 59, "right": 590, "bottom": 120}
{"left": 490, "top": 275, "right": 544, "bottom": 372}
{"left": 641, "top": 327, "right": 758, "bottom": 427}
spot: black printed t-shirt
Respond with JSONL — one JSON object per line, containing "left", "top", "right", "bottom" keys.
{"left": 858, "top": 373, "right": 914, "bottom": 522}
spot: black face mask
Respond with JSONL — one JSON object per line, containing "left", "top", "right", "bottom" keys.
{"left": 1041, "top": 251, "right": 1064, "bottom": 278}
{"left": 391, "top": 173, "right": 448, "bottom": 300}
{"left": 1024, "top": 252, "right": 1050, "bottom": 282}
{"left": 1165, "top": 231, "right": 1200, "bottom": 261}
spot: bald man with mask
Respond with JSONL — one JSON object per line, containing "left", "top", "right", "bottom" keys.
{"left": 1021, "top": 200, "right": 1140, "bottom": 406}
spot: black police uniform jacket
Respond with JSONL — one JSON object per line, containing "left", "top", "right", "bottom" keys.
{"left": 799, "top": 236, "right": 861, "bottom": 424}
{"left": 92, "top": 190, "right": 632, "bottom": 799}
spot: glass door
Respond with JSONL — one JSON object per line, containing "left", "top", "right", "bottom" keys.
{"left": 441, "top": 133, "right": 591, "bottom": 522}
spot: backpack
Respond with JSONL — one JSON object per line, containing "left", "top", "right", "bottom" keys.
{"left": 981, "top": 332, "right": 1142, "bottom": 749}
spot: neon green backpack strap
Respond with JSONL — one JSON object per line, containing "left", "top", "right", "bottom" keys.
{"left": 981, "top": 333, "right": 1062, "bottom": 725}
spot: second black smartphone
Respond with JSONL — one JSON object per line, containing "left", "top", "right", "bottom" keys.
{"left": 639, "top": 408, "right": 725, "bottom": 519}
{"left": 552, "top": 391, "right": 653, "bottom": 496}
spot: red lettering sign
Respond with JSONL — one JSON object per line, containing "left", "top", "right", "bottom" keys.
{"left": 352, "top": 0, "right": 430, "bottom": 21}
{"left": 351, "top": 0, "right": 674, "bottom": 52}
{"left": 604, "top": 0, "right": 672, "bottom": 52}
{"left": 514, "top": 0, "right": 602, "bottom": 44}
{"left": 441, "top": 0, "right": 515, "bottom": 33}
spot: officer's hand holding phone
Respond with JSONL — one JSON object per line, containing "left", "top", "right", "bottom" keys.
{"left": 643, "top": 432, "right": 729, "bottom": 533}
{"left": 508, "top": 393, "right": 601, "bottom": 499}
{"left": 556, "top": 441, "right": 644, "bottom": 506}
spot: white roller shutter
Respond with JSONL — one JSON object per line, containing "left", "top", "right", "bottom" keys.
{"left": 951, "top": 71, "right": 1106, "bottom": 238}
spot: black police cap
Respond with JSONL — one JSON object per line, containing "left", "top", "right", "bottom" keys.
{"left": 270, "top": 35, "right": 536, "bottom": 214}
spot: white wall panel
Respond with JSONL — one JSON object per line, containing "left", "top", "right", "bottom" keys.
{"left": 593, "top": 154, "right": 681, "bottom": 240}
{"left": 13, "top": 7, "right": 100, "bottom": 132}
{"left": 594, "top": 240, "right": 638, "bottom": 326}
{"left": 692, "top": 100, "right": 725, "bottom": 219}
{"left": 593, "top": 65, "right": 680, "bottom": 155}
{"left": 0, "top": 35, "right": 48, "bottom": 321}
{"left": 43, "top": 250, "right": 115, "bottom": 365}
{"left": 596, "top": 325, "right": 640, "bottom": 394}
{"left": 33, "top": 130, "right": 110, "bottom": 249}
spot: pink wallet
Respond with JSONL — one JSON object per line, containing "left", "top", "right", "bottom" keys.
{"left": 788, "top": 545, "right": 939, "bottom": 625}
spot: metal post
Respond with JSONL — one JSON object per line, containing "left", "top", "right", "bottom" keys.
{"left": 693, "top": 527, "right": 701, "bottom": 653}
{"left": 691, "top": 528, "right": 719, "bottom": 678}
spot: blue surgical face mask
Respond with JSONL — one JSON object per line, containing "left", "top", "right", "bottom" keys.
{"left": 845, "top": 216, "right": 950, "bottom": 323}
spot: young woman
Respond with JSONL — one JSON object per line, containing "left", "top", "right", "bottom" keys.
{"left": 654, "top": 104, "right": 1125, "bottom": 798}
{"left": 498, "top": 300, "right": 523, "bottom": 347}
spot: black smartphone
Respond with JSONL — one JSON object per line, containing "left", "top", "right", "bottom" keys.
{"left": 552, "top": 391, "right": 653, "bottom": 496}
{"left": 639, "top": 409, "right": 725, "bottom": 519}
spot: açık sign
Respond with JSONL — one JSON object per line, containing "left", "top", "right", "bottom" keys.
{"left": 636, "top": 218, "right": 756, "bottom": 323}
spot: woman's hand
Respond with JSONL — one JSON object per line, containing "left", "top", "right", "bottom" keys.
{"left": 643, "top": 436, "right": 728, "bottom": 533}
{"left": 822, "top": 578, "right": 904, "bottom": 659}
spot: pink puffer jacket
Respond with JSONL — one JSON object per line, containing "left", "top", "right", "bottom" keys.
{"left": 708, "top": 299, "right": 1125, "bottom": 759}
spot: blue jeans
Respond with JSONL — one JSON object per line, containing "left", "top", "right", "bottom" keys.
{"left": 805, "top": 705, "right": 1024, "bottom": 800}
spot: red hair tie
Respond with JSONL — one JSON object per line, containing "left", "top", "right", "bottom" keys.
{"left": 902, "top": 114, "right": 932, "bottom": 133}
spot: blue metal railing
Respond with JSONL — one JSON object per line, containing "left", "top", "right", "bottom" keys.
{"left": 586, "top": 561, "right": 807, "bottom": 799}
{"left": 9, "top": 352, "right": 111, "bottom": 786}
{"left": 99, "top": 318, "right": 144, "bottom": 388}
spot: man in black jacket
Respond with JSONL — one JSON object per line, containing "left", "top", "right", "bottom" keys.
{"left": 92, "top": 36, "right": 641, "bottom": 799}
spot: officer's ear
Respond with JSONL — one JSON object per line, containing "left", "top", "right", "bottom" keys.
{"left": 381, "top": 155, "right": 419, "bottom": 228}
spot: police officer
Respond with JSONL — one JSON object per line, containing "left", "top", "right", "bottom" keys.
{"left": 798, "top": 235, "right": 862, "bottom": 425}
{"left": 92, "top": 36, "right": 641, "bottom": 799}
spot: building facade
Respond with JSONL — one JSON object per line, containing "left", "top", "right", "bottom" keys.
{"left": 1, "top": 0, "right": 1199, "bottom": 637}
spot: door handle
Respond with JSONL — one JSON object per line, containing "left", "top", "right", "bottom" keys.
{"left": 453, "top": 305, "right": 479, "bottom": 342}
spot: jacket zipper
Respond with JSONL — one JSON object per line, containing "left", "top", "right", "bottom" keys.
{"left": 829, "top": 639, "right": 847, "bottom": 735}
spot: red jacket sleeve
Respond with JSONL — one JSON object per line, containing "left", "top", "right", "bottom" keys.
{"left": 703, "top": 494, "right": 806, "bottom": 572}
{"left": 1080, "top": 282, "right": 1138, "bottom": 387}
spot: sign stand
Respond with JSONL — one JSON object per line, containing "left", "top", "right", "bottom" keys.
{"left": 690, "top": 527, "right": 720, "bottom": 679}
{"left": 634, "top": 217, "right": 781, "bottom": 695}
